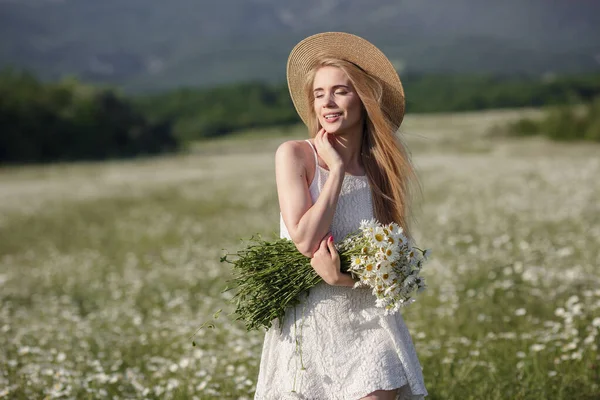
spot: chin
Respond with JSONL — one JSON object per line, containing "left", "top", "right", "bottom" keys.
{"left": 320, "top": 123, "right": 342, "bottom": 134}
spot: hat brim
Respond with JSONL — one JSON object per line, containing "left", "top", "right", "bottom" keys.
{"left": 286, "top": 32, "right": 405, "bottom": 129}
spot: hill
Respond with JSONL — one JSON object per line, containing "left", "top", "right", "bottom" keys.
{"left": 1, "top": 0, "right": 599, "bottom": 91}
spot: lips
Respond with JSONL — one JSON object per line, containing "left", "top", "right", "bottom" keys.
{"left": 324, "top": 112, "right": 342, "bottom": 121}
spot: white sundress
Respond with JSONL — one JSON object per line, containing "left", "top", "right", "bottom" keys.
{"left": 254, "top": 140, "right": 428, "bottom": 400}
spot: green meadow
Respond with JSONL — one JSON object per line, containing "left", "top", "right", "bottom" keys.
{"left": 1, "top": 109, "right": 599, "bottom": 399}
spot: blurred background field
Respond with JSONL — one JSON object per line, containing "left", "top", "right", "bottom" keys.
{"left": 1, "top": 0, "right": 600, "bottom": 399}
{"left": 1, "top": 110, "right": 599, "bottom": 399}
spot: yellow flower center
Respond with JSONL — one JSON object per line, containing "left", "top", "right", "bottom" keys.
{"left": 366, "top": 264, "right": 373, "bottom": 271}
{"left": 374, "top": 233, "right": 384, "bottom": 242}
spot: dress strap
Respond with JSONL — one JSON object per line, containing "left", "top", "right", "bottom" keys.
{"left": 304, "top": 139, "right": 320, "bottom": 188}
{"left": 304, "top": 139, "right": 319, "bottom": 169}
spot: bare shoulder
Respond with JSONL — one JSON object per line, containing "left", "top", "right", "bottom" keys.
{"left": 275, "top": 139, "right": 312, "bottom": 167}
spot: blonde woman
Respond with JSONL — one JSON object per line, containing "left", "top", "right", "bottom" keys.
{"left": 254, "top": 32, "right": 428, "bottom": 400}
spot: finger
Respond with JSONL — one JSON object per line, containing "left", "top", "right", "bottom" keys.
{"left": 327, "top": 235, "right": 337, "bottom": 255}
{"left": 315, "top": 129, "right": 325, "bottom": 147}
{"left": 315, "top": 239, "right": 328, "bottom": 255}
{"left": 321, "top": 131, "right": 334, "bottom": 149}
{"left": 315, "top": 128, "right": 323, "bottom": 142}
{"left": 319, "top": 238, "right": 329, "bottom": 251}
{"left": 317, "top": 130, "right": 325, "bottom": 148}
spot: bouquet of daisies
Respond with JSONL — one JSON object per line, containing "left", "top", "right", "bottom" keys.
{"left": 221, "top": 218, "right": 429, "bottom": 331}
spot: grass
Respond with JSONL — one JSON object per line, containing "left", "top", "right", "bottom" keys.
{"left": 1, "top": 108, "right": 599, "bottom": 399}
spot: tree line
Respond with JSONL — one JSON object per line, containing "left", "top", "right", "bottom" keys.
{"left": 136, "top": 73, "right": 600, "bottom": 141}
{"left": 508, "top": 97, "right": 600, "bottom": 142}
{"left": 0, "top": 70, "right": 177, "bottom": 164}
{"left": 2, "top": 69, "right": 599, "bottom": 163}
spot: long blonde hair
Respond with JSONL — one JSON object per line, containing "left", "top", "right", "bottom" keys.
{"left": 304, "top": 58, "right": 420, "bottom": 239}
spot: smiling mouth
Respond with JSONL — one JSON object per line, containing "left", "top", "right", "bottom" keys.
{"left": 324, "top": 112, "right": 342, "bottom": 120}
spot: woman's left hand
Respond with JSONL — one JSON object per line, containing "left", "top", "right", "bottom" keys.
{"left": 310, "top": 234, "right": 342, "bottom": 285}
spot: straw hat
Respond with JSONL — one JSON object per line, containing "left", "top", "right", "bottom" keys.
{"left": 286, "top": 32, "right": 405, "bottom": 129}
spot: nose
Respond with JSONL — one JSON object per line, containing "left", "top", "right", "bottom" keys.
{"left": 323, "top": 92, "right": 337, "bottom": 108}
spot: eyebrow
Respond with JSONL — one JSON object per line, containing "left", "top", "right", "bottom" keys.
{"left": 313, "top": 84, "right": 350, "bottom": 93}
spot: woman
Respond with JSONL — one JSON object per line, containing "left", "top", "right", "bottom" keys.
{"left": 254, "top": 32, "right": 427, "bottom": 400}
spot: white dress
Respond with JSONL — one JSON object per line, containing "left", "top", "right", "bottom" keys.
{"left": 254, "top": 140, "right": 427, "bottom": 400}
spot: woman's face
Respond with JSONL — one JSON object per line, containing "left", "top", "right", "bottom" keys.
{"left": 312, "top": 66, "right": 363, "bottom": 135}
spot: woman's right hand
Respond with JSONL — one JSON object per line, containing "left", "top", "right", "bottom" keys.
{"left": 313, "top": 128, "right": 344, "bottom": 172}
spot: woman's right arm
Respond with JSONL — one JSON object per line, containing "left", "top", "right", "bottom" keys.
{"left": 276, "top": 132, "right": 345, "bottom": 257}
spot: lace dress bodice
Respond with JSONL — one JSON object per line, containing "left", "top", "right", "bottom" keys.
{"left": 279, "top": 142, "right": 373, "bottom": 243}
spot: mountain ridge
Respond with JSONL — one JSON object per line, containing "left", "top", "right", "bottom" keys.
{"left": 1, "top": 0, "right": 599, "bottom": 92}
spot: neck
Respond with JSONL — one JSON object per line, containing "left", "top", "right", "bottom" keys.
{"left": 330, "top": 121, "right": 364, "bottom": 174}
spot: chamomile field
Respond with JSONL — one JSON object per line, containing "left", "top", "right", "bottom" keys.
{"left": 1, "top": 109, "right": 599, "bottom": 399}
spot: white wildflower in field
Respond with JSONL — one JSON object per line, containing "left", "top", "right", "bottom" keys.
{"left": 530, "top": 344, "right": 546, "bottom": 352}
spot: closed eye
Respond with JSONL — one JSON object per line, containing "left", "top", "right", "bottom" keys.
{"left": 315, "top": 91, "right": 347, "bottom": 99}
